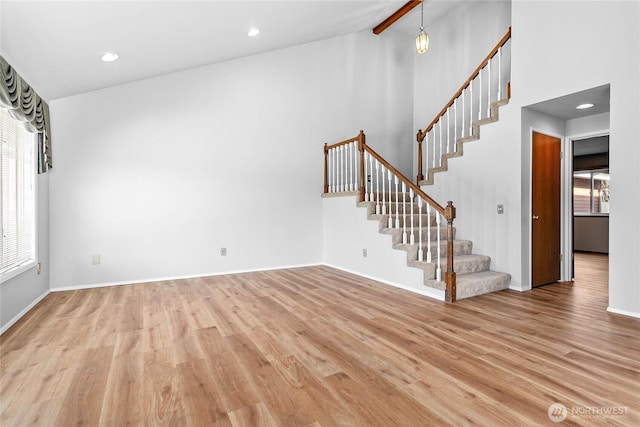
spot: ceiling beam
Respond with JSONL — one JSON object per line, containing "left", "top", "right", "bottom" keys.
{"left": 372, "top": 0, "right": 421, "bottom": 35}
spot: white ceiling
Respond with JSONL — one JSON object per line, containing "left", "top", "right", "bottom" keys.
{"left": 526, "top": 84, "right": 610, "bottom": 121}
{"left": 1, "top": 0, "right": 465, "bottom": 101}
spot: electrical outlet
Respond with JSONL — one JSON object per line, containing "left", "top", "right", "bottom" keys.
{"left": 92, "top": 254, "right": 101, "bottom": 265}
{"left": 220, "top": 247, "right": 227, "bottom": 256}
{"left": 362, "top": 248, "right": 368, "bottom": 258}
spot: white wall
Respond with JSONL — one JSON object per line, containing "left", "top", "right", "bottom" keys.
{"left": 416, "top": 1, "right": 639, "bottom": 315}
{"left": 48, "top": 30, "right": 414, "bottom": 290}
{"left": 514, "top": 1, "right": 640, "bottom": 316}
{"left": 566, "top": 112, "right": 610, "bottom": 137}
{"left": 322, "top": 195, "right": 442, "bottom": 300}
{"left": 0, "top": 174, "right": 50, "bottom": 333}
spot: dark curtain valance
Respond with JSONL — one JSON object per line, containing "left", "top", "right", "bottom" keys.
{"left": 0, "top": 55, "right": 52, "bottom": 172}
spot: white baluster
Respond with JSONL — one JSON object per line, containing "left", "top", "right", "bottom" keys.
{"left": 354, "top": 142, "right": 359, "bottom": 191}
{"left": 426, "top": 204, "right": 432, "bottom": 263}
{"left": 381, "top": 165, "right": 387, "bottom": 215}
{"left": 417, "top": 197, "right": 424, "bottom": 262}
{"left": 363, "top": 152, "right": 368, "bottom": 201}
{"left": 462, "top": 87, "right": 465, "bottom": 138}
{"left": 447, "top": 108, "right": 451, "bottom": 154}
{"left": 436, "top": 213, "right": 442, "bottom": 282}
{"left": 329, "top": 148, "right": 336, "bottom": 193}
{"left": 375, "top": 159, "right": 380, "bottom": 214}
{"left": 454, "top": 98, "right": 457, "bottom": 152}
{"left": 498, "top": 46, "right": 502, "bottom": 100}
{"left": 369, "top": 154, "right": 374, "bottom": 203}
{"left": 342, "top": 145, "right": 346, "bottom": 192}
{"left": 488, "top": 59, "right": 492, "bottom": 117}
{"left": 409, "top": 188, "right": 415, "bottom": 245}
{"left": 387, "top": 169, "right": 393, "bottom": 228}
{"left": 328, "top": 148, "right": 332, "bottom": 193}
{"left": 438, "top": 120, "right": 443, "bottom": 168}
{"left": 432, "top": 130, "right": 436, "bottom": 170}
{"left": 347, "top": 143, "right": 351, "bottom": 192}
{"left": 402, "top": 182, "right": 407, "bottom": 244}
{"left": 334, "top": 147, "right": 340, "bottom": 193}
{"left": 479, "top": 68, "right": 482, "bottom": 121}
{"left": 334, "top": 148, "right": 338, "bottom": 192}
{"left": 338, "top": 146, "right": 342, "bottom": 192}
{"left": 350, "top": 142, "right": 355, "bottom": 191}
{"left": 470, "top": 80, "right": 473, "bottom": 128}
{"left": 394, "top": 176, "right": 400, "bottom": 229}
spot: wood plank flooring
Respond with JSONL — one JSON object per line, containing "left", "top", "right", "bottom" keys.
{"left": 1, "top": 253, "right": 638, "bottom": 426}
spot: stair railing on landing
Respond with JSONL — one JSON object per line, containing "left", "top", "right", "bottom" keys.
{"left": 416, "top": 27, "right": 512, "bottom": 184}
{"left": 324, "top": 131, "right": 458, "bottom": 302}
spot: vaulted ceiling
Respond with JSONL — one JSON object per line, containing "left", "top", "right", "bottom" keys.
{"left": 1, "top": 1, "right": 465, "bottom": 100}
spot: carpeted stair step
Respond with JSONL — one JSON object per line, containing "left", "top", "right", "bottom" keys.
{"left": 425, "top": 270, "right": 511, "bottom": 299}
{"left": 355, "top": 187, "right": 511, "bottom": 300}
{"left": 408, "top": 254, "right": 491, "bottom": 279}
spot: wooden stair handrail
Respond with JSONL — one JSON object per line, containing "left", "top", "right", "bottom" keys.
{"left": 326, "top": 135, "right": 360, "bottom": 150}
{"left": 418, "top": 26, "right": 512, "bottom": 141}
{"left": 363, "top": 144, "right": 447, "bottom": 218}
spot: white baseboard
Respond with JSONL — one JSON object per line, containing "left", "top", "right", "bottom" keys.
{"left": 606, "top": 307, "right": 640, "bottom": 319}
{"left": 322, "top": 263, "right": 446, "bottom": 301}
{"left": 50, "top": 263, "right": 323, "bottom": 292}
{"left": 1, "top": 289, "right": 50, "bottom": 335}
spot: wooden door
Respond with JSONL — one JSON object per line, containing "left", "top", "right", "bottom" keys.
{"left": 532, "top": 132, "right": 561, "bottom": 287}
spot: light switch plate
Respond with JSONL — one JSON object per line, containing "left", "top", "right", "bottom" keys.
{"left": 497, "top": 204, "right": 504, "bottom": 214}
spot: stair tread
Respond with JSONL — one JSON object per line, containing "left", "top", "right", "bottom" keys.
{"left": 456, "top": 269, "right": 511, "bottom": 283}
{"left": 425, "top": 270, "right": 511, "bottom": 296}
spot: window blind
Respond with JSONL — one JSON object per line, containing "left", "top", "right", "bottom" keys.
{"left": 1, "top": 107, "right": 36, "bottom": 277}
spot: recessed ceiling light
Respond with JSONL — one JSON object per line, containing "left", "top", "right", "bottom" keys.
{"left": 576, "top": 103, "right": 594, "bottom": 110}
{"left": 248, "top": 28, "right": 260, "bottom": 37}
{"left": 100, "top": 52, "right": 119, "bottom": 62}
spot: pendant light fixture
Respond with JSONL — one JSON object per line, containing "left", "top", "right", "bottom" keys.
{"left": 415, "top": 0, "right": 429, "bottom": 54}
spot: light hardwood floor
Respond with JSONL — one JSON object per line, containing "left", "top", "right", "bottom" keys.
{"left": 1, "top": 253, "right": 638, "bottom": 426}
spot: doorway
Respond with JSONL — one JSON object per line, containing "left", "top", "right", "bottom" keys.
{"left": 571, "top": 135, "right": 610, "bottom": 280}
{"left": 531, "top": 131, "right": 562, "bottom": 287}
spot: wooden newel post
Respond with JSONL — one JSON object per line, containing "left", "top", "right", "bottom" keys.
{"left": 323, "top": 143, "right": 329, "bottom": 194}
{"left": 416, "top": 130, "right": 424, "bottom": 184}
{"left": 445, "top": 200, "right": 457, "bottom": 302}
{"left": 358, "top": 130, "right": 366, "bottom": 202}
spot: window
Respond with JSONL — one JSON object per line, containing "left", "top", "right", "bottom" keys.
{"left": 1, "top": 107, "right": 37, "bottom": 282}
{"left": 573, "top": 169, "right": 610, "bottom": 215}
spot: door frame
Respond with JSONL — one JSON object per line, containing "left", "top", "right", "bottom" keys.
{"left": 563, "top": 129, "right": 611, "bottom": 281}
{"left": 528, "top": 127, "right": 566, "bottom": 286}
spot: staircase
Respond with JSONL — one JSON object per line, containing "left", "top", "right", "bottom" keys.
{"left": 419, "top": 97, "right": 509, "bottom": 186}
{"left": 358, "top": 192, "right": 510, "bottom": 300}
{"left": 416, "top": 27, "right": 512, "bottom": 187}
{"left": 322, "top": 28, "right": 513, "bottom": 302}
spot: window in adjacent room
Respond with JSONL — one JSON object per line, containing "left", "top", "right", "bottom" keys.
{"left": 573, "top": 169, "right": 610, "bottom": 215}
{"left": 1, "top": 107, "right": 37, "bottom": 282}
